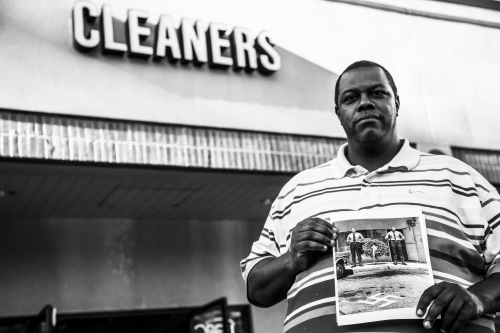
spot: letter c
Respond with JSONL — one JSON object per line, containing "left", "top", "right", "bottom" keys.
{"left": 72, "top": 2, "right": 100, "bottom": 52}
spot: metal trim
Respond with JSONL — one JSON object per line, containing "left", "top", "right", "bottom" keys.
{"left": 0, "top": 111, "right": 345, "bottom": 173}
{"left": 325, "top": 0, "right": 500, "bottom": 29}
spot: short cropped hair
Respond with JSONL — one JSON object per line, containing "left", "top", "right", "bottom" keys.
{"left": 335, "top": 60, "right": 398, "bottom": 108}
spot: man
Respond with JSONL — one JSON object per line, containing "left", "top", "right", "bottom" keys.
{"left": 385, "top": 226, "right": 407, "bottom": 265}
{"left": 241, "top": 60, "right": 500, "bottom": 333}
{"left": 346, "top": 227, "right": 364, "bottom": 266}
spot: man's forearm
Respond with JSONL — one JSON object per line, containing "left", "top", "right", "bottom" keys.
{"left": 467, "top": 272, "right": 500, "bottom": 314}
{"left": 247, "top": 253, "right": 299, "bottom": 307}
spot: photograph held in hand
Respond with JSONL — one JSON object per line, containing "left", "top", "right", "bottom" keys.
{"left": 332, "top": 208, "right": 434, "bottom": 326}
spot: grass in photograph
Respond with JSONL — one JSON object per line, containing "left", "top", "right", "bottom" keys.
{"left": 337, "top": 266, "right": 431, "bottom": 316}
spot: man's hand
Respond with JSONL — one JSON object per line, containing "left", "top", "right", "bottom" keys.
{"left": 416, "top": 282, "right": 484, "bottom": 333}
{"left": 247, "top": 216, "right": 338, "bottom": 307}
{"left": 288, "top": 217, "right": 338, "bottom": 274}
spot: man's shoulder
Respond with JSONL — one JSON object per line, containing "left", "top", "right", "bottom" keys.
{"left": 416, "top": 151, "right": 466, "bottom": 168}
{"left": 416, "top": 152, "right": 479, "bottom": 174}
{"left": 415, "top": 152, "right": 495, "bottom": 191}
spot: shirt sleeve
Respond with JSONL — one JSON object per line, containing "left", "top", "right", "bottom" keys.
{"left": 481, "top": 189, "right": 500, "bottom": 277}
{"left": 240, "top": 213, "right": 282, "bottom": 284}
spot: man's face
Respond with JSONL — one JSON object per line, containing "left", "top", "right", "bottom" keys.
{"left": 392, "top": 226, "right": 396, "bottom": 231}
{"left": 336, "top": 67, "right": 400, "bottom": 144}
{"left": 352, "top": 228, "right": 356, "bottom": 233}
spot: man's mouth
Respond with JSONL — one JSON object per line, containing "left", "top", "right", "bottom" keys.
{"left": 355, "top": 115, "right": 380, "bottom": 125}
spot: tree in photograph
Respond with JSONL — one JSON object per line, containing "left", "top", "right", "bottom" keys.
{"left": 362, "top": 238, "right": 390, "bottom": 261}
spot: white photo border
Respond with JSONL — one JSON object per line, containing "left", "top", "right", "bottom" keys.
{"left": 331, "top": 208, "right": 434, "bottom": 326}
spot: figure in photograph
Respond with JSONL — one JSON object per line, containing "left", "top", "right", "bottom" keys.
{"left": 346, "top": 227, "right": 364, "bottom": 267}
{"left": 385, "top": 226, "right": 407, "bottom": 265}
{"left": 241, "top": 60, "right": 500, "bottom": 333}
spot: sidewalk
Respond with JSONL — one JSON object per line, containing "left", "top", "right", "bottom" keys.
{"left": 348, "top": 261, "right": 428, "bottom": 272}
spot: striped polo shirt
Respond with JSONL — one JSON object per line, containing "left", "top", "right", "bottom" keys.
{"left": 241, "top": 139, "right": 500, "bottom": 333}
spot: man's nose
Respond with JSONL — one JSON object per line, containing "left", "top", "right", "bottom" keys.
{"left": 356, "top": 93, "right": 375, "bottom": 112}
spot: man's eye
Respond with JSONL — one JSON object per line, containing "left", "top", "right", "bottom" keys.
{"left": 373, "top": 91, "right": 387, "bottom": 96}
{"left": 344, "top": 95, "right": 357, "bottom": 103}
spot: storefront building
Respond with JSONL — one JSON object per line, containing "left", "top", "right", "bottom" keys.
{"left": 1, "top": 0, "right": 499, "bottom": 332}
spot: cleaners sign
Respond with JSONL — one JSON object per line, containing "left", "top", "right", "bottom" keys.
{"left": 72, "top": 2, "right": 281, "bottom": 74}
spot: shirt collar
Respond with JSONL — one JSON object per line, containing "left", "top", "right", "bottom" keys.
{"left": 330, "top": 139, "right": 420, "bottom": 179}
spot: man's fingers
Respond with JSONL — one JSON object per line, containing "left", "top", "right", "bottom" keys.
{"left": 440, "top": 298, "right": 464, "bottom": 332}
{"left": 447, "top": 305, "right": 475, "bottom": 333}
{"left": 291, "top": 218, "right": 337, "bottom": 250}
{"left": 297, "top": 220, "right": 334, "bottom": 237}
{"left": 301, "top": 218, "right": 338, "bottom": 240}
{"left": 423, "top": 288, "right": 455, "bottom": 329}
{"left": 417, "top": 284, "right": 444, "bottom": 317}
{"left": 297, "top": 240, "right": 329, "bottom": 252}
{"left": 311, "top": 223, "right": 334, "bottom": 236}
{"left": 296, "top": 230, "right": 334, "bottom": 247}
{"left": 331, "top": 222, "right": 339, "bottom": 239}
{"left": 309, "top": 217, "right": 333, "bottom": 228}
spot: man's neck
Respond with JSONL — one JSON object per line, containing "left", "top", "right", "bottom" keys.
{"left": 345, "top": 137, "right": 403, "bottom": 173}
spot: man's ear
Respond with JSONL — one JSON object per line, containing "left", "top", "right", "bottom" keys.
{"left": 395, "top": 95, "right": 400, "bottom": 116}
{"left": 335, "top": 106, "right": 340, "bottom": 119}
